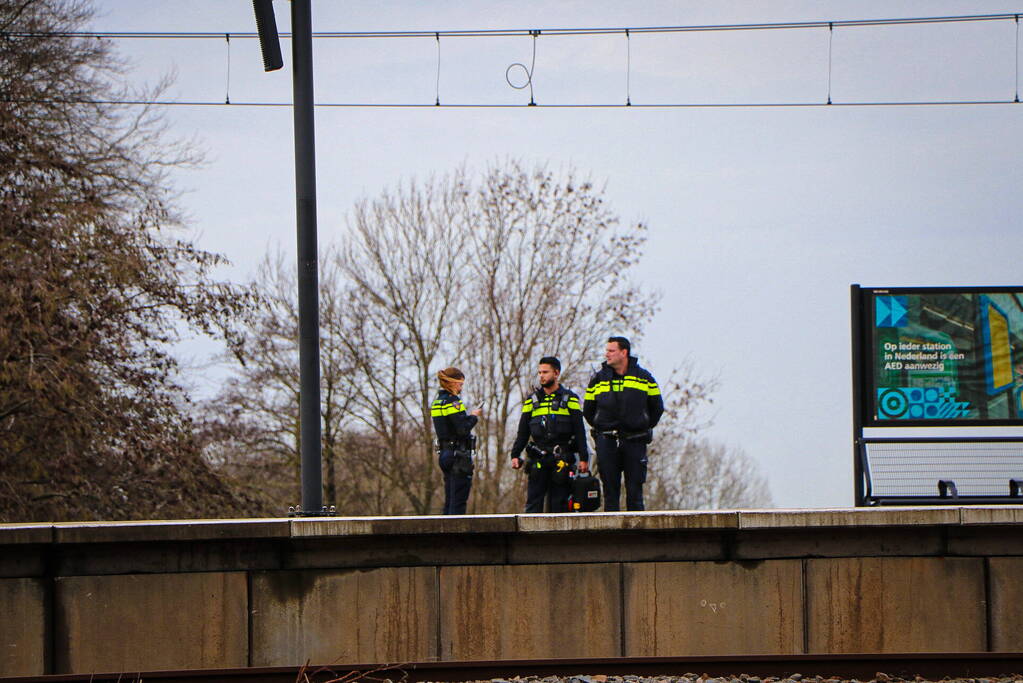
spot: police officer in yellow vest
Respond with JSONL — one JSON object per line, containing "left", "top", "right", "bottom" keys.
{"left": 431, "top": 367, "right": 481, "bottom": 515}
{"left": 583, "top": 336, "right": 663, "bottom": 511}
{"left": 510, "top": 356, "right": 590, "bottom": 513}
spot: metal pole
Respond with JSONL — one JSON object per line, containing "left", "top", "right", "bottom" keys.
{"left": 291, "top": 0, "right": 322, "bottom": 514}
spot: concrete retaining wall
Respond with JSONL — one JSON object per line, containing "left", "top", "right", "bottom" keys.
{"left": 2, "top": 507, "right": 1023, "bottom": 677}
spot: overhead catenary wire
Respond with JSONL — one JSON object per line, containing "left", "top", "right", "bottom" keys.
{"left": 4, "top": 98, "right": 1019, "bottom": 108}
{"left": 4, "top": 12, "right": 1021, "bottom": 110}
{"left": 504, "top": 30, "right": 538, "bottom": 105}
{"left": 4, "top": 12, "right": 1021, "bottom": 40}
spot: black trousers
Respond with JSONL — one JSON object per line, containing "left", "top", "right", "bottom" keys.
{"left": 595, "top": 435, "right": 648, "bottom": 511}
{"left": 524, "top": 453, "right": 575, "bottom": 513}
{"left": 438, "top": 449, "right": 471, "bottom": 515}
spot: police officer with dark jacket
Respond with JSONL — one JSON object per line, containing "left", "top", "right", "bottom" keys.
{"left": 431, "top": 366, "right": 481, "bottom": 515}
{"left": 583, "top": 337, "right": 663, "bottom": 511}
{"left": 510, "top": 356, "right": 590, "bottom": 513}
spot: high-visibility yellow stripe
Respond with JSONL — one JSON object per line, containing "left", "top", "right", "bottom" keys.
{"left": 531, "top": 407, "right": 570, "bottom": 417}
{"left": 587, "top": 377, "right": 659, "bottom": 398}
{"left": 431, "top": 401, "right": 465, "bottom": 417}
{"left": 523, "top": 392, "right": 581, "bottom": 416}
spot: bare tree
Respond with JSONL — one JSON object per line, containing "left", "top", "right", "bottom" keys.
{"left": 460, "top": 162, "right": 659, "bottom": 512}
{"left": 643, "top": 365, "right": 774, "bottom": 510}
{"left": 200, "top": 249, "right": 370, "bottom": 512}
{"left": 644, "top": 439, "right": 774, "bottom": 510}
{"left": 207, "top": 162, "right": 774, "bottom": 515}
{"left": 210, "top": 163, "right": 663, "bottom": 514}
{"left": 0, "top": 0, "right": 257, "bottom": 521}
{"left": 335, "top": 176, "right": 475, "bottom": 514}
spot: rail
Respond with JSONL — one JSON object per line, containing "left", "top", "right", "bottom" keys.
{"left": 8, "top": 654, "right": 1023, "bottom": 683}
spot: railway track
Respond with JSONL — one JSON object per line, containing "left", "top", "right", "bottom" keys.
{"left": 7, "top": 654, "right": 1023, "bottom": 683}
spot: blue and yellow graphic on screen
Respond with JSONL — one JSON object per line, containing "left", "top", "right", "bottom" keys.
{"left": 981, "top": 295, "right": 1013, "bottom": 394}
{"left": 869, "top": 289, "right": 1023, "bottom": 423}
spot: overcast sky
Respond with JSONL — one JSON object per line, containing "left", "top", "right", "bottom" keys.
{"left": 89, "top": 1, "right": 1023, "bottom": 508}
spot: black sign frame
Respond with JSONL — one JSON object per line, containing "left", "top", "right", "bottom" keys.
{"left": 853, "top": 285, "right": 1023, "bottom": 429}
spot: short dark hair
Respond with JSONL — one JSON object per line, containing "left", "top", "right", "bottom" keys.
{"left": 538, "top": 356, "right": 561, "bottom": 372}
{"left": 607, "top": 336, "right": 631, "bottom": 354}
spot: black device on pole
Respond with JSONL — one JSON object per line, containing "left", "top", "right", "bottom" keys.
{"left": 291, "top": 0, "right": 324, "bottom": 516}
{"left": 252, "top": 0, "right": 284, "bottom": 72}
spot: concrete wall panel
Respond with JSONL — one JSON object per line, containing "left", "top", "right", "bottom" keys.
{"left": 989, "top": 557, "right": 1023, "bottom": 651}
{"left": 517, "top": 511, "right": 738, "bottom": 533}
{"left": 948, "top": 526, "right": 1023, "bottom": 557}
{"left": 0, "top": 547, "right": 46, "bottom": 579}
{"left": 0, "top": 578, "right": 47, "bottom": 677}
{"left": 960, "top": 507, "right": 1023, "bottom": 525}
{"left": 54, "top": 540, "right": 282, "bottom": 576}
{"left": 806, "top": 557, "right": 985, "bottom": 653}
{"left": 6, "top": 510, "right": 1023, "bottom": 676}
{"left": 286, "top": 535, "right": 508, "bottom": 569}
{"left": 54, "top": 519, "right": 289, "bottom": 544}
{"left": 291, "top": 515, "right": 515, "bottom": 537}
{"left": 509, "top": 530, "right": 728, "bottom": 564}
{"left": 739, "top": 507, "right": 961, "bottom": 528}
{"left": 54, "top": 572, "right": 246, "bottom": 673}
{"left": 439, "top": 563, "right": 619, "bottom": 660}
{"left": 251, "top": 567, "right": 438, "bottom": 666}
{"left": 734, "top": 527, "right": 946, "bottom": 560}
{"left": 624, "top": 560, "right": 803, "bottom": 656}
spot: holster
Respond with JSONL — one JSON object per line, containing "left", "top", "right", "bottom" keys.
{"left": 526, "top": 455, "right": 546, "bottom": 482}
{"left": 451, "top": 450, "right": 474, "bottom": 477}
{"left": 525, "top": 443, "right": 575, "bottom": 485}
{"left": 550, "top": 456, "right": 573, "bottom": 485}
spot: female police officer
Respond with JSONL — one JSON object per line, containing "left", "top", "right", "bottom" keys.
{"left": 431, "top": 367, "right": 482, "bottom": 515}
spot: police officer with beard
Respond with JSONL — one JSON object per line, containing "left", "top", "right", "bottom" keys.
{"left": 510, "top": 356, "right": 589, "bottom": 513}
{"left": 583, "top": 337, "right": 663, "bottom": 511}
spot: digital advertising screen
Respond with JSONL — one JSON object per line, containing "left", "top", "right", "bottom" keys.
{"left": 860, "top": 287, "right": 1023, "bottom": 426}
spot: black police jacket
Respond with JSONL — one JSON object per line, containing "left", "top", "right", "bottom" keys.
{"left": 583, "top": 356, "right": 664, "bottom": 433}
{"left": 509, "top": 385, "right": 590, "bottom": 462}
{"left": 431, "top": 390, "right": 477, "bottom": 446}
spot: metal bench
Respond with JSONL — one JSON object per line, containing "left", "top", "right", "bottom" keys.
{"left": 860, "top": 437, "right": 1023, "bottom": 505}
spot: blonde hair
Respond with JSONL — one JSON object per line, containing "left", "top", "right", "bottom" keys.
{"left": 437, "top": 367, "right": 465, "bottom": 394}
